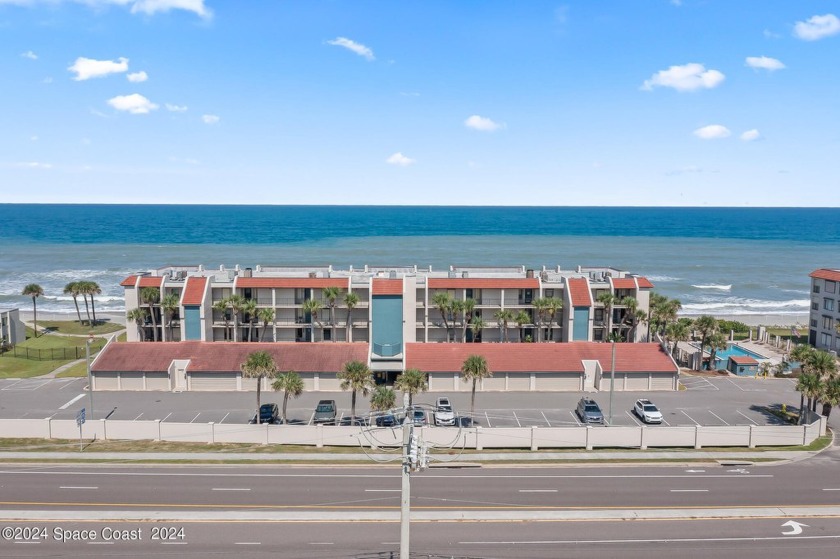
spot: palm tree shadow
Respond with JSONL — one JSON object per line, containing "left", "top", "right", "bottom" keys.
{"left": 751, "top": 404, "right": 798, "bottom": 425}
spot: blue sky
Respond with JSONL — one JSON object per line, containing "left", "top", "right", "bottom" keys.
{"left": 2, "top": 0, "right": 839, "bottom": 206}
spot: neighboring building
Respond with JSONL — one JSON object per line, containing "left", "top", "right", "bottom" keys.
{"left": 0, "top": 308, "right": 26, "bottom": 348}
{"left": 90, "top": 341, "right": 679, "bottom": 392}
{"left": 808, "top": 269, "right": 840, "bottom": 353}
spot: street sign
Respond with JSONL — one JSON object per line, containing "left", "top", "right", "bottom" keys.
{"left": 76, "top": 408, "right": 86, "bottom": 427}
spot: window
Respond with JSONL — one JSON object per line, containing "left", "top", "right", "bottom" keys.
{"left": 811, "top": 319, "right": 818, "bottom": 327}
{"left": 821, "top": 332, "right": 832, "bottom": 347}
{"left": 545, "top": 289, "right": 554, "bottom": 298}
{"left": 813, "top": 302, "right": 819, "bottom": 311}
{"left": 827, "top": 281, "right": 837, "bottom": 294}
{"left": 814, "top": 284, "right": 821, "bottom": 293}
{"left": 836, "top": 337, "right": 840, "bottom": 351}
{"left": 823, "top": 316, "right": 833, "bottom": 330}
{"left": 824, "top": 298, "right": 835, "bottom": 311}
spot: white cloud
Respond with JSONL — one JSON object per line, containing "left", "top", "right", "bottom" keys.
{"left": 127, "top": 70, "right": 148, "bottom": 82}
{"left": 793, "top": 14, "right": 840, "bottom": 41}
{"left": 21, "top": 50, "right": 37, "bottom": 60}
{"left": 130, "top": 0, "right": 212, "bottom": 19}
{"left": 201, "top": 114, "right": 219, "bottom": 124}
{"left": 107, "top": 93, "right": 158, "bottom": 114}
{"left": 641, "top": 63, "right": 725, "bottom": 92}
{"left": 740, "top": 129, "right": 761, "bottom": 142}
{"left": 327, "top": 37, "right": 375, "bottom": 61}
{"left": 10, "top": 161, "right": 52, "bottom": 169}
{"left": 745, "top": 56, "right": 785, "bottom": 71}
{"left": 693, "top": 124, "right": 731, "bottom": 139}
{"left": 386, "top": 152, "right": 415, "bottom": 166}
{"left": 165, "top": 103, "right": 188, "bottom": 112}
{"left": 68, "top": 56, "right": 128, "bottom": 81}
{"left": 464, "top": 115, "right": 503, "bottom": 132}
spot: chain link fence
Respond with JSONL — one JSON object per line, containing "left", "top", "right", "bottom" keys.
{"left": 0, "top": 343, "right": 105, "bottom": 361}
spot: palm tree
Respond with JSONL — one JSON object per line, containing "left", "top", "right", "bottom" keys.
{"left": 64, "top": 281, "right": 83, "bottom": 325}
{"left": 242, "top": 298, "right": 257, "bottom": 342}
{"left": 394, "top": 368, "right": 428, "bottom": 407}
{"left": 227, "top": 294, "right": 246, "bottom": 342}
{"left": 21, "top": 283, "right": 44, "bottom": 337}
{"left": 461, "top": 354, "right": 492, "bottom": 419}
{"left": 258, "top": 307, "right": 275, "bottom": 342}
{"left": 322, "top": 286, "right": 341, "bottom": 342}
{"left": 86, "top": 281, "right": 102, "bottom": 326}
{"left": 213, "top": 298, "right": 231, "bottom": 341}
{"left": 693, "top": 315, "right": 718, "bottom": 371}
{"left": 665, "top": 320, "right": 690, "bottom": 357}
{"left": 302, "top": 298, "right": 323, "bottom": 342}
{"left": 461, "top": 298, "right": 476, "bottom": 343}
{"left": 139, "top": 287, "right": 160, "bottom": 342}
{"left": 596, "top": 292, "right": 616, "bottom": 341}
{"left": 240, "top": 351, "right": 277, "bottom": 424}
{"left": 343, "top": 292, "right": 359, "bottom": 342}
{"left": 532, "top": 297, "right": 550, "bottom": 342}
{"left": 432, "top": 292, "right": 454, "bottom": 342}
{"left": 707, "top": 331, "right": 728, "bottom": 371}
{"left": 648, "top": 292, "right": 668, "bottom": 335}
{"left": 126, "top": 308, "right": 147, "bottom": 340}
{"left": 370, "top": 386, "right": 396, "bottom": 412}
{"left": 160, "top": 292, "right": 180, "bottom": 342}
{"left": 78, "top": 280, "right": 93, "bottom": 326}
{"left": 338, "top": 359, "right": 374, "bottom": 421}
{"left": 796, "top": 373, "right": 823, "bottom": 423}
{"left": 805, "top": 349, "right": 837, "bottom": 412}
{"left": 819, "top": 377, "right": 840, "bottom": 418}
{"left": 514, "top": 310, "right": 530, "bottom": 342}
{"left": 272, "top": 371, "right": 304, "bottom": 424}
{"left": 469, "top": 315, "right": 486, "bottom": 342}
{"left": 451, "top": 299, "right": 466, "bottom": 342}
{"left": 545, "top": 297, "right": 563, "bottom": 342}
{"left": 494, "top": 309, "right": 513, "bottom": 343}
{"left": 617, "top": 296, "right": 638, "bottom": 342}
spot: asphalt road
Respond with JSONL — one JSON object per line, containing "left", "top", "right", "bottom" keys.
{"left": 0, "top": 375, "right": 803, "bottom": 428}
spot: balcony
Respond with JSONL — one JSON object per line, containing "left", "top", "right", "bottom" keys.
{"left": 372, "top": 342, "right": 402, "bottom": 357}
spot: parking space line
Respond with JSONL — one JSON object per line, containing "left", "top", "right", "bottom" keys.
{"left": 569, "top": 411, "right": 581, "bottom": 426}
{"left": 680, "top": 410, "right": 700, "bottom": 425}
{"left": 59, "top": 393, "right": 85, "bottom": 410}
{"left": 58, "top": 379, "right": 79, "bottom": 390}
{"left": 484, "top": 411, "right": 492, "bottom": 428}
{"left": 189, "top": 413, "right": 201, "bottom": 423}
{"left": 708, "top": 411, "right": 729, "bottom": 425}
{"left": 133, "top": 413, "right": 144, "bottom": 421}
{"left": 219, "top": 412, "right": 230, "bottom": 424}
{"left": 1, "top": 379, "right": 24, "bottom": 390}
{"left": 307, "top": 412, "right": 314, "bottom": 426}
{"left": 625, "top": 410, "right": 641, "bottom": 426}
{"left": 661, "top": 417, "right": 671, "bottom": 426}
{"left": 161, "top": 413, "right": 172, "bottom": 422}
{"left": 736, "top": 410, "right": 759, "bottom": 425}
{"left": 512, "top": 411, "right": 521, "bottom": 427}
{"left": 541, "top": 411, "right": 551, "bottom": 427}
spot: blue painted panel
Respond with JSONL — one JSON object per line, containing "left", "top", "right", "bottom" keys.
{"left": 184, "top": 306, "right": 201, "bottom": 340}
{"left": 372, "top": 295, "right": 403, "bottom": 355}
{"left": 573, "top": 308, "right": 589, "bottom": 341}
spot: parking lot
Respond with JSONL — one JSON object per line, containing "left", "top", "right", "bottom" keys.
{"left": 0, "top": 374, "right": 804, "bottom": 429}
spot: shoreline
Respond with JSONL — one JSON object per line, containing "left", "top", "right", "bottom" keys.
{"left": 20, "top": 311, "right": 807, "bottom": 330}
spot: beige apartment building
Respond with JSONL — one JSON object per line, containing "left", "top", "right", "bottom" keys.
{"left": 809, "top": 268, "right": 840, "bottom": 353}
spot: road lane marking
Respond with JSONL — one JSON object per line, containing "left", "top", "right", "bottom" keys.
{"left": 365, "top": 489, "right": 400, "bottom": 492}
{"left": 484, "top": 411, "right": 492, "bottom": 427}
{"left": 736, "top": 410, "right": 760, "bottom": 425}
{"left": 212, "top": 488, "right": 251, "bottom": 491}
{"left": 822, "top": 488, "right": 840, "bottom": 491}
{"left": 541, "top": 411, "right": 551, "bottom": 427}
{"left": 219, "top": 412, "right": 230, "bottom": 424}
{"left": 518, "top": 489, "right": 558, "bottom": 493}
{"left": 708, "top": 411, "right": 729, "bottom": 425}
{"left": 60, "top": 486, "right": 98, "bottom": 490}
{"left": 670, "top": 489, "right": 709, "bottom": 492}
{"left": 59, "top": 394, "right": 85, "bottom": 410}
{"left": 190, "top": 413, "right": 201, "bottom": 423}
{"left": 512, "top": 411, "right": 521, "bottom": 427}
{"left": 161, "top": 413, "right": 172, "bottom": 422}
{"left": 680, "top": 410, "right": 700, "bottom": 425}
{"left": 133, "top": 413, "right": 144, "bottom": 421}
{"left": 459, "top": 535, "right": 840, "bottom": 545}
{"left": 310, "top": 542, "right": 334, "bottom": 545}
{"left": 235, "top": 542, "right": 261, "bottom": 545}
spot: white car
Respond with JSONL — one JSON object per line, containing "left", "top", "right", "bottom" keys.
{"left": 434, "top": 397, "right": 456, "bottom": 426}
{"left": 634, "top": 399, "right": 663, "bottom": 424}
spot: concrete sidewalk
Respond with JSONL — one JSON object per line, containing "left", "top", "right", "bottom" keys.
{"left": 0, "top": 449, "right": 815, "bottom": 462}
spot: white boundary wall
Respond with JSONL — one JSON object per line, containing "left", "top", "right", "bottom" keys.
{"left": 0, "top": 415, "right": 826, "bottom": 449}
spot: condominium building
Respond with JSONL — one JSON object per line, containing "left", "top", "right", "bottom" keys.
{"left": 0, "top": 307, "right": 25, "bottom": 347}
{"left": 809, "top": 268, "right": 840, "bottom": 353}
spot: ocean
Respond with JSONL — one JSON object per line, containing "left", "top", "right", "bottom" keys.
{"left": 1, "top": 205, "right": 838, "bottom": 319}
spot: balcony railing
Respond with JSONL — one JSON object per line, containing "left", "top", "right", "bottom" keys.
{"left": 372, "top": 342, "right": 402, "bottom": 357}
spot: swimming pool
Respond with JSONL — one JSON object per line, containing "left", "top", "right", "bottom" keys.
{"left": 690, "top": 342, "right": 767, "bottom": 366}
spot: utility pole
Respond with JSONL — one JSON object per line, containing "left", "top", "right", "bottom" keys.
{"left": 86, "top": 335, "right": 94, "bottom": 420}
{"left": 400, "top": 392, "right": 411, "bottom": 559}
{"left": 608, "top": 338, "right": 615, "bottom": 426}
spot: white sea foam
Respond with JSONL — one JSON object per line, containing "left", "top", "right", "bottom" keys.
{"left": 646, "top": 275, "right": 682, "bottom": 282}
{"left": 691, "top": 284, "right": 732, "bottom": 290}
{"left": 682, "top": 298, "right": 809, "bottom": 315}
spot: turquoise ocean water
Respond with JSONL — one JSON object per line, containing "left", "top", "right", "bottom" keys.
{"left": 1, "top": 205, "right": 838, "bottom": 318}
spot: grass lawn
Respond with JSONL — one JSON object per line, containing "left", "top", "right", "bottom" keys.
{"left": 37, "top": 320, "right": 123, "bottom": 336}
{"left": 0, "top": 327, "right": 106, "bottom": 379}
{"left": 55, "top": 360, "right": 88, "bottom": 378}
{"left": 0, "top": 357, "right": 74, "bottom": 378}
{"left": 21, "top": 327, "right": 106, "bottom": 350}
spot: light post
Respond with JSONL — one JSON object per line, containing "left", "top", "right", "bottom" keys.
{"left": 399, "top": 392, "right": 411, "bottom": 559}
{"left": 608, "top": 337, "right": 616, "bottom": 426}
{"left": 86, "top": 334, "right": 94, "bottom": 420}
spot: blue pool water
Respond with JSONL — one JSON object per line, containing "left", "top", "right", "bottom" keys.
{"left": 690, "top": 342, "right": 767, "bottom": 366}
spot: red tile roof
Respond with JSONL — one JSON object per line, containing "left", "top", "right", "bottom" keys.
{"left": 636, "top": 277, "right": 654, "bottom": 289}
{"left": 729, "top": 355, "right": 759, "bottom": 365}
{"left": 405, "top": 343, "right": 677, "bottom": 374}
{"left": 236, "top": 277, "right": 350, "bottom": 289}
{"left": 120, "top": 276, "right": 138, "bottom": 287}
{"left": 611, "top": 278, "right": 637, "bottom": 289}
{"left": 372, "top": 279, "right": 402, "bottom": 295}
{"left": 428, "top": 278, "right": 540, "bottom": 289}
{"left": 138, "top": 276, "right": 163, "bottom": 288}
{"left": 567, "top": 278, "right": 592, "bottom": 307}
{"left": 93, "top": 342, "right": 369, "bottom": 373}
{"left": 182, "top": 277, "right": 207, "bottom": 306}
{"left": 810, "top": 269, "right": 840, "bottom": 282}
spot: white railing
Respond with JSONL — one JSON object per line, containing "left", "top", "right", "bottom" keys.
{"left": 0, "top": 416, "right": 825, "bottom": 449}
